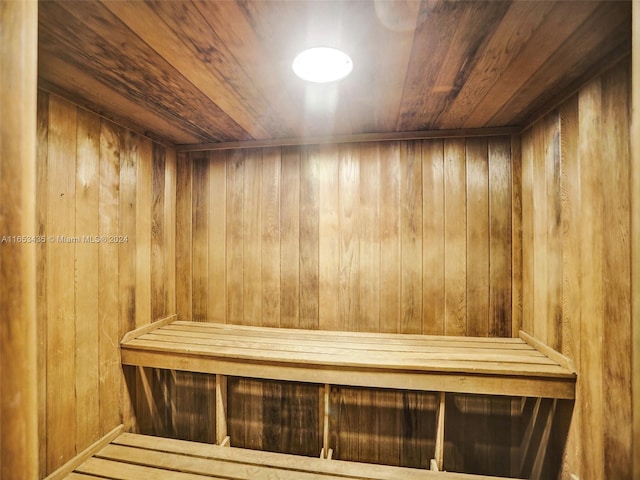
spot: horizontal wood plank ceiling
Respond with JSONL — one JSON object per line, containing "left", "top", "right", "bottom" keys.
{"left": 38, "top": 1, "right": 631, "bottom": 146}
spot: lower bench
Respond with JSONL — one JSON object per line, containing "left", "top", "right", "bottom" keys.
{"left": 59, "top": 429, "right": 509, "bottom": 480}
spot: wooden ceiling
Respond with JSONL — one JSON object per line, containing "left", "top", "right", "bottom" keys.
{"left": 38, "top": 0, "right": 631, "bottom": 146}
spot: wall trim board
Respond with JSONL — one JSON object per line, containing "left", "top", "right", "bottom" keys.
{"left": 175, "top": 127, "right": 521, "bottom": 153}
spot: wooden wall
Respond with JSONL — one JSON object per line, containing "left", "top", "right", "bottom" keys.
{"left": 176, "top": 138, "right": 517, "bottom": 336}
{"left": 521, "top": 59, "right": 632, "bottom": 479}
{"left": 0, "top": 1, "right": 39, "bottom": 478}
{"left": 158, "top": 137, "right": 519, "bottom": 475}
{"left": 36, "top": 91, "right": 176, "bottom": 476}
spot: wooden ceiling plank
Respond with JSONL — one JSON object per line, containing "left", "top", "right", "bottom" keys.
{"left": 98, "top": 0, "right": 264, "bottom": 141}
{"left": 489, "top": 1, "right": 631, "bottom": 128}
{"left": 437, "top": 1, "right": 555, "bottom": 129}
{"left": 246, "top": 0, "right": 356, "bottom": 138}
{"left": 38, "top": 56, "right": 200, "bottom": 145}
{"left": 416, "top": 1, "right": 511, "bottom": 128}
{"left": 339, "top": 0, "right": 421, "bottom": 134}
{"left": 397, "top": 1, "right": 510, "bottom": 131}
{"left": 36, "top": 0, "right": 631, "bottom": 141}
{"left": 396, "top": 1, "right": 467, "bottom": 131}
{"left": 462, "top": 0, "right": 601, "bottom": 128}
{"left": 191, "top": 0, "right": 304, "bottom": 138}
{"left": 39, "top": 1, "right": 247, "bottom": 143}
{"left": 142, "top": 0, "right": 288, "bottom": 139}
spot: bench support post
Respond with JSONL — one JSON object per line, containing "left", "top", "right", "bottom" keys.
{"left": 216, "top": 374, "right": 229, "bottom": 446}
{"left": 432, "top": 391, "right": 446, "bottom": 471}
{"left": 321, "top": 383, "right": 332, "bottom": 459}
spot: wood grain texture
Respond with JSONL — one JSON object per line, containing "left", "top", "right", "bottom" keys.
{"left": 173, "top": 137, "right": 515, "bottom": 471}
{"left": 135, "top": 136, "right": 153, "bottom": 327}
{"left": 208, "top": 151, "right": 227, "bottom": 323}
{"left": 75, "top": 108, "right": 101, "bottom": 449}
{"left": 300, "top": 147, "right": 320, "bottom": 329}
{"left": 226, "top": 150, "right": 244, "bottom": 325}
{"left": 36, "top": 93, "right": 178, "bottom": 475}
{"left": 358, "top": 143, "right": 381, "bottom": 333}
{"left": 319, "top": 144, "right": 340, "bottom": 332}
{"left": 444, "top": 139, "right": 467, "bottom": 336}
{"left": 520, "top": 58, "right": 632, "bottom": 479}
{"left": 178, "top": 139, "right": 512, "bottom": 339}
{"left": 46, "top": 94, "right": 78, "bottom": 472}
{"left": 242, "top": 148, "right": 264, "bottom": 450}
{"left": 558, "top": 95, "right": 581, "bottom": 478}
{"left": 152, "top": 144, "right": 167, "bottom": 321}
{"left": 37, "top": 90, "right": 50, "bottom": 476}
{"left": 488, "top": 138, "right": 513, "bottom": 338}
{"left": 510, "top": 135, "right": 522, "bottom": 337}
{"left": 38, "top": 1, "right": 631, "bottom": 144}
{"left": 191, "top": 153, "right": 209, "bottom": 322}
{"left": 422, "top": 140, "right": 445, "bottom": 335}
{"left": 379, "top": 142, "right": 402, "bottom": 333}
{"left": 633, "top": 4, "right": 640, "bottom": 478}
{"left": 280, "top": 148, "right": 301, "bottom": 328}
{"left": 577, "top": 78, "right": 605, "bottom": 480}
{"left": 400, "top": 142, "right": 422, "bottom": 334}
{"left": 339, "top": 144, "right": 361, "bottom": 333}
{"left": 98, "top": 120, "right": 121, "bottom": 435}
{"left": 465, "top": 138, "right": 489, "bottom": 337}
{"left": 544, "top": 115, "right": 562, "bottom": 352}
{"left": 118, "top": 131, "right": 138, "bottom": 434}
{"left": 0, "top": 1, "right": 39, "bottom": 477}
{"left": 261, "top": 148, "right": 281, "bottom": 328}
{"left": 601, "top": 62, "right": 632, "bottom": 480}
{"left": 520, "top": 132, "right": 534, "bottom": 335}
{"left": 531, "top": 117, "right": 548, "bottom": 345}
{"left": 175, "top": 154, "right": 193, "bottom": 321}
{"left": 59, "top": 431, "right": 512, "bottom": 480}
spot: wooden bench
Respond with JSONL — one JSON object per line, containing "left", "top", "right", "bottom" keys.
{"left": 56, "top": 428, "right": 511, "bottom": 480}
{"left": 119, "top": 315, "right": 576, "bottom": 474}
{"left": 121, "top": 316, "right": 575, "bottom": 399}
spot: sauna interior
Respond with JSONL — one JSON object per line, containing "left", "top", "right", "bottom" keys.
{"left": 1, "top": 1, "right": 639, "bottom": 479}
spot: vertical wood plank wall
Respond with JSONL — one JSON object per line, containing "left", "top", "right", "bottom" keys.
{"left": 521, "top": 60, "right": 632, "bottom": 479}
{"left": 177, "top": 138, "right": 514, "bottom": 334}
{"left": 172, "top": 137, "right": 517, "bottom": 474}
{"left": 36, "top": 91, "right": 176, "bottom": 476}
{"left": 0, "top": 1, "right": 39, "bottom": 478}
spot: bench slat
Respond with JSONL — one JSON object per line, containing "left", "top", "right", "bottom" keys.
{"left": 97, "top": 444, "right": 343, "bottom": 480}
{"left": 125, "top": 337, "right": 572, "bottom": 375}
{"left": 66, "top": 432, "right": 513, "bottom": 480}
{"left": 171, "top": 320, "right": 525, "bottom": 344}
{"left": 76, "top": 457, "right": 212, "bottom": 480}
{"left": 156, "top": 325, "right": 541, "bottom": 352}
{"left": 135, "top": 332, "right": 558, "bottom": 368}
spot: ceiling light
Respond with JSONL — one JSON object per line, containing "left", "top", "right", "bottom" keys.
{"left": 292, "top": 47, "right": 353, "bottom": 83}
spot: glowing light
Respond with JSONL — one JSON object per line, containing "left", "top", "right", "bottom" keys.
{"left": 292, "top": 47, "right": 353, "bottom": 83}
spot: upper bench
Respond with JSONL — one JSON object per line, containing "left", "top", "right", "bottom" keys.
{"left": 121, "top": 316, "right": 575, "bottom": 399}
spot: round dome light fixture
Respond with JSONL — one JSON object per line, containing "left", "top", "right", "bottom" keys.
{"left": 292, "top": 47, "right": 353, "bottom": 83}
